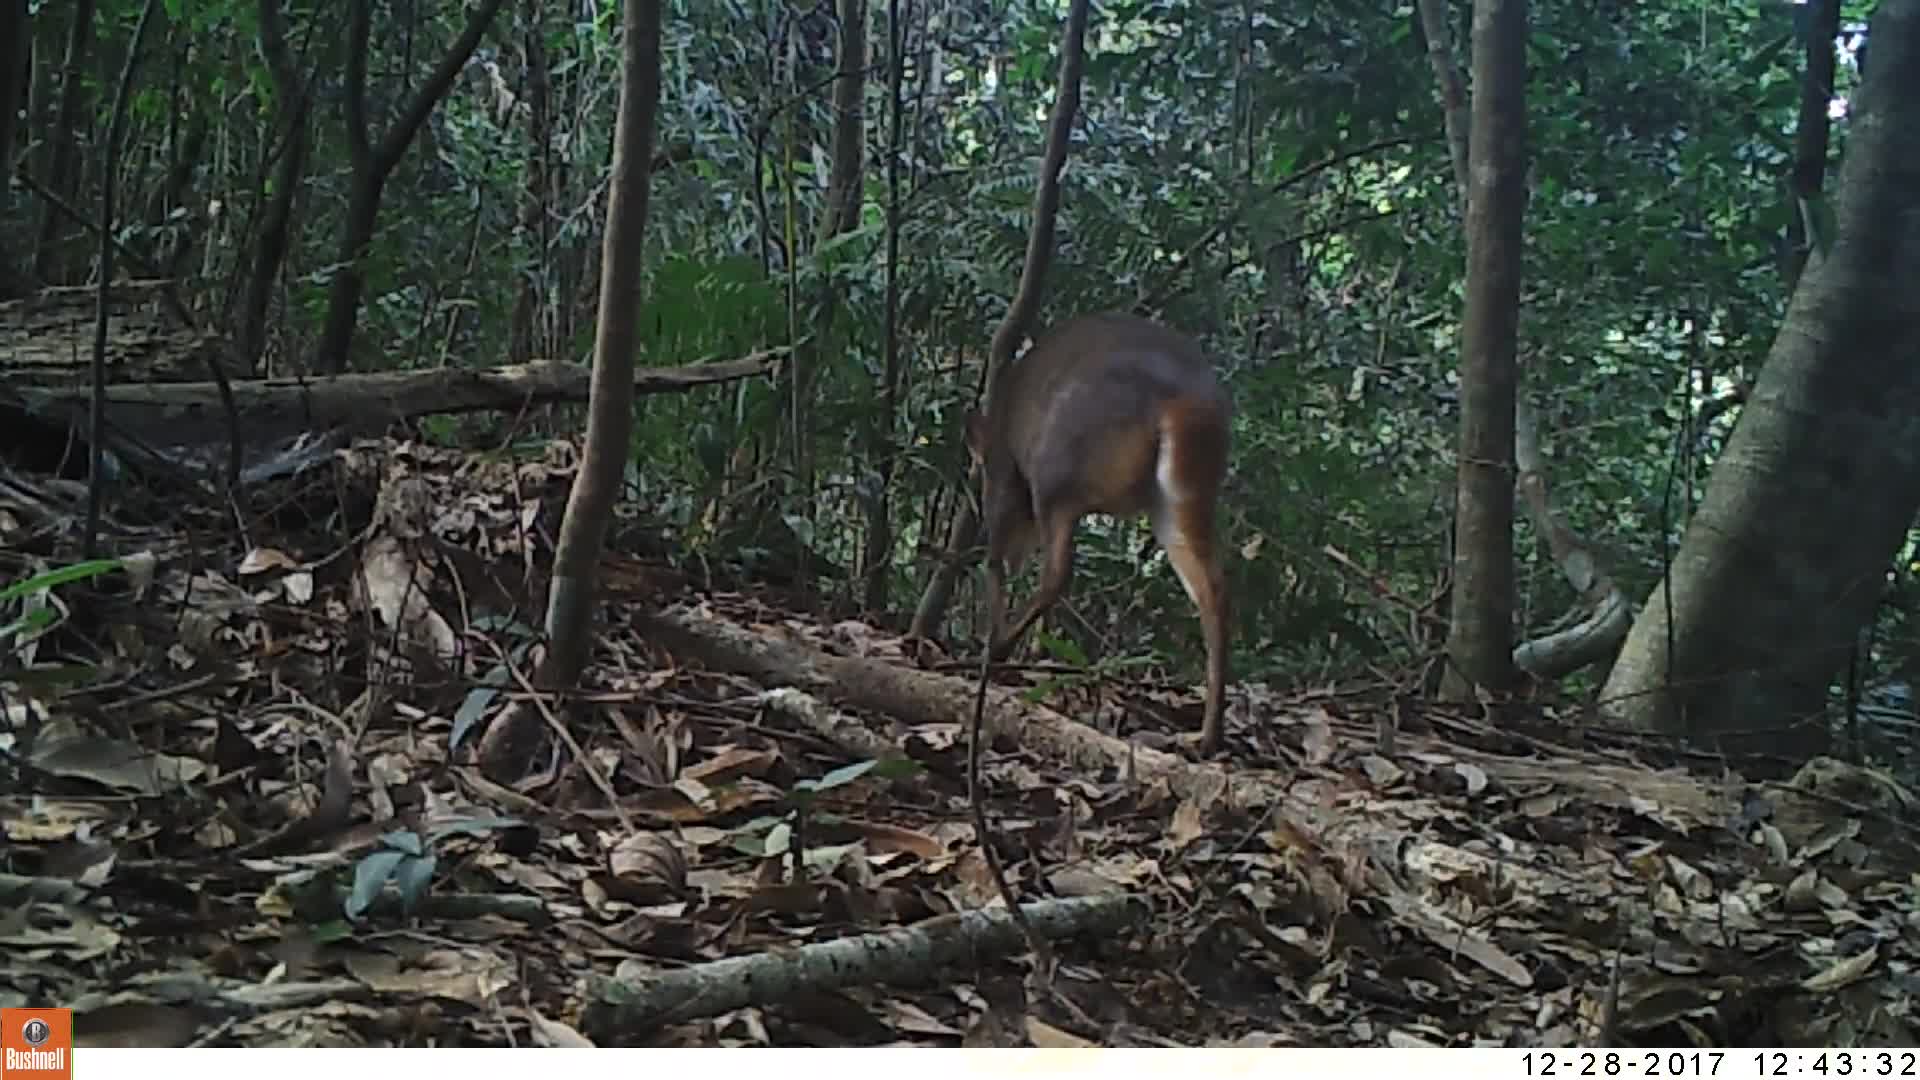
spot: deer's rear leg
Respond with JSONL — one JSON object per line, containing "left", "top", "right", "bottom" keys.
{"left": 992, "top": 504, "right": 1081, "bottom": 662}
{"left": 1151, "top": 437, "right": 1230, "bottom": 756}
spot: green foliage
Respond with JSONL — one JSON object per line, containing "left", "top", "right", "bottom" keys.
{"left": 27, "top": 0, "right": 1880, "bottom": 690}
{"left": 344, "top": 815, "right": 523, "bottom": 921}
{"left": 347, "top": 829, "right": 438, "bottom": 920}
{"left": 449, "top": 626, "right": 541, "bottom": 754}
{"left": 728, "top": 756, "right": 924, "bottom": 867}
{"left": 1, "top": 558, "right": 134, "bottom": 649}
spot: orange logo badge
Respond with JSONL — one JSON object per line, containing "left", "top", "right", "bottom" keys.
{"left": 0, "top": 1009, "right": 71, "bottom": 1080}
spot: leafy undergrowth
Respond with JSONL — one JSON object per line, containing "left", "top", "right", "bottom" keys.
{"left": 2, "top": 437, "right": 1917, "bottom": 1048}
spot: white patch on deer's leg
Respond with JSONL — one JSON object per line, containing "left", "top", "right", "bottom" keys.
{"left": 1155, "top": 434, "right": 1190, "bottom": 506}
{"left": 1151, "top": 496, "right": 1206, "bottom": 611}
{"left": 1159, "top": 529, "right": 1207, "bottom": 609}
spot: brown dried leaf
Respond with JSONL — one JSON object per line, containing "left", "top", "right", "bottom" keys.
{"left": 524, "top": 1008, "right": 596, "bottom": 1047}
{"left": 606, "top": 831, "right": 690, "bottom": 903}
{"left": 840, "top": 819, "right": 945, "bottom": 859}
{"left": 1301, "top": 709, "right": 1336, "bottom": 765}
{"left": 28, "top": 718, "right": 205, "bottom": 796}
{"left": 1801, "top": 945, "right": 1877, "bottom": 993}
{"left": 683, "top": 745, "right": 781, "bottom": 785}
{"left": 1165, "top": 798, "right": 1205, "bottom": 851}
{"left": 1026, "top": 1017, "right": 1095, "bottom": 1048}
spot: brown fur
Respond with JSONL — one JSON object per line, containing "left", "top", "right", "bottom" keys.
{"left": 965, "top": 311, "right": 1233, "bottom": 755}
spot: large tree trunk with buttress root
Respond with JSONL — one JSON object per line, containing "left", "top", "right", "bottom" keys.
{"left": 1601, "top": 0, "right": 1920, "bottom": 771}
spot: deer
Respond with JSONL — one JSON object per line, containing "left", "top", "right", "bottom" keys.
{"left": 964, "top": 311, "right": 1233, "bottom": 755}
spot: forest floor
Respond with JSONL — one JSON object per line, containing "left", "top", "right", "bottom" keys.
{"left": 5, "top": 426, "right": 1920, "bottom": 1048}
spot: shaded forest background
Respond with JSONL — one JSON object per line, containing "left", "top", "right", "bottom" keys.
{"left": 2, "top": 0, "right": 1911, "bottom": 770}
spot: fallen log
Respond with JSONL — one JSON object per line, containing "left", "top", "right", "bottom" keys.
{"left": 756, "top": 686, "right": 909, "bottom": 765}
{"left": 641, "top": 603, "right": 1920, "bottom": 867}
{"left": 630, "top": 605, "right": 1577, "bottom": 1005}
{"left": 0, "top": 352, "right": 784, "bottom": 492}
{"left": 579, "top": 893, "right": 1145, "bottom": 1038}
{"left": 636, "top": 604, "right": 1253, "bottom": 809}
{"left": 12, "top": 351, "right": 784, "bottom": 445}
{"left": 633, "top": 603, "right": 1838, "bottom": 861}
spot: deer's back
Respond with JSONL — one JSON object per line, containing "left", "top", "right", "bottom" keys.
{"left": 995, "top": 312, "right": 1229, "bottom": 515}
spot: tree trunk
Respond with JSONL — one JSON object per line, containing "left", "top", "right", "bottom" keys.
{"left": 239, "top": 99, "right": 309, "bottom": 372}
{"left": 1782, "top": 0, "right": 1842, "bottom": 290}
{"left": 1440, "top": 0, "right": 1526, "bottom": 701}
{"left": 790, "top": 0, "right": 867, "bottom": 606}
{"left": 1417, "top": 0, "right": 1471, "bottom": 205}
{"left": 806, "top": 0, "right": 867, "bottom": 580}
{"left": 32, "top": 0, "right": 95, "bottom": 284}
{"left": 24, "top": 13, "right": 45, "bottom": 179}
{"left": 0, "top": 0, "right": 24, "bottom": 183}
{"left": 861, "top": 0, "right": 907, "bottom": 613}
{"left": 477, "top": 0, "right": 664, "bottom": 779}
{"left": 18, "top": 355, "right": 774, "bottom": 462}
{"left": 315, "top": 173, "right": 385, "bottom": 373}
{"left": 313, "top": 0, "right": 507, "bottom": 373}
{"left": 907, "top": 0, "right": 1090, "bottom": 641}
{"left": 157, "top": 112, "right": 208, "bottom": 279}
{"left": 1422, "top": 0, "right": 1627, "bottom": 688}
{"left": 0, "top": 0, "right": 27, "bottom": 294}
{"left": 86, "top": 0, "right": 163, "bottom": 556}
{"left": 241, "top": 0, "right": 312, "bottom": 373}
{"left": 508, "top": 0, "right": 553, "bottom": 365}
{"left": 1601, "top": 0, "right": 1920, "bottom": 769}
{"left": 817, "top": 0, "right": 866, "bottom": 246}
